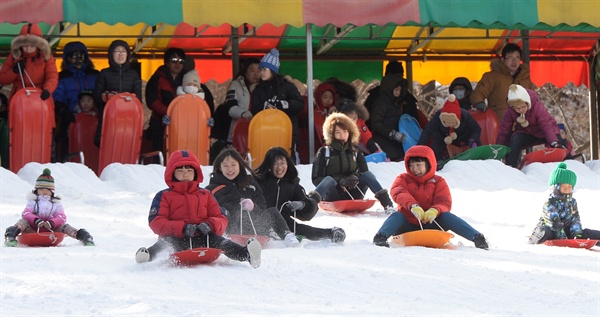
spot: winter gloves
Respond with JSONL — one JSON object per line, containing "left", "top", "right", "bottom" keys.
{"left": 550, "top": 141, "right": 567, "bottom": 149}
{"left": 40, "top": 89, "right": 51, "bottom": 100}
{"left": 12, "top": 59, "right": 25, "bottom": 74}
{"left": 410, "top": 205, "right": 439, "bottom": 223}
{"left": 423, "top": 208, "right": 439, "bottom": 223}
{"left": 240, "top": 198, "right": 254, "bottom": 212}
{"left": 34, "top": 218, "right": 53, "bottom": 230}
{"left": 264, "top": 96, "right": 289, "bottom": 110}
{"left": 475, "top": 102, "right": 487, "bottom": 112}
{"left": 410, "top": 205, "right": 425, "bottom": 221}
{"left": 388, "top": 130, "right": 407, "bottom": 143}
{"left": 339, "top": 174, "right": 359, "bottom": 189}
{"left": 183, "top": 223, "right": 212, "bottom": 237}
{"left": 286, "top": 201, "right": 305, "bottom": 212}
{"left": 162, "top": 115, "right": 171, "bottom": 125}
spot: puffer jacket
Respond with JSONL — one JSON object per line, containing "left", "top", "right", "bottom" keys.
{"left": 390, "top": 145, "right": 452, "bottom": 226}
{"left": 22, "top": 192, "right": 66, "bottom": 232}
{"left": 312, "top": 140, "right": 367, "bottom": 187}
{"left": 496, "top": 88, "right": 559, "bottom": 146}
{"left": 148, "top": 150, "right": 227, "bottom": 238}
{"left": 53, "top": 41, "right": 99, "bottom": 112}
{"left": 449, "top": 77, "right": 473, "bottom": 110}
{"left": 145, "top": 65, "right": 183, "bottom": 119}
{"left": 370, "top": 74, "right": 419, "bottom": 161}
{"left": 93, "top": 40, "right": 142, "bottom": 110}
{"left": 534, "top": 185, "right": 583, "bottom": 239}
{"left": 0, "top": 23, "right": 58, "bottom": 98}
{"left": 258, "top": 174, "right": 318, "bottom": 221}
{"left": 470, "top": 59, "right": 533, "bottom": 120}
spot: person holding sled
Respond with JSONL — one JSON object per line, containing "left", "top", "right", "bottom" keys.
{"left": 372, "top": 145, "right": 489, "bottom": 249}
{"left": 206, "top": 148, "right": 301, "bottom": 247}
{"left": 528, "top": 162, "right": 600, "bottom": 244}
{"left": 135, "top": 150, "right": 261, "bottom": 268}
{"left": 311, "top": 113, "right": 395, "bottom": 214}
{"left": 4, "top": 168, "right": 94, "bottom": 247}
{"left": 256, "top": 147, "right": 346, "bottom": 244}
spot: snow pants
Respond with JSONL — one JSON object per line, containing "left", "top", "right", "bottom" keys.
{"left": 376, "top": 211, "right": 480, "bottom": 241}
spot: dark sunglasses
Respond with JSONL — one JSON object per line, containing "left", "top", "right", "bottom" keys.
{"left": 170, "top": 58, "right": 185, "bottom": 65}
{"left": 70, "top": 52, "right": 85, "bottom": 59}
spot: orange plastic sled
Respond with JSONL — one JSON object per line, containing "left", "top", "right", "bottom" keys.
{"left": 97, "top": 93, "right": 144, "bottom": 175}
{"left": 231, "top": 118, "right": 250, "bottom": 158}
{"left": 172, "top": 248, "right": 222, "bottom": 266}
{"left": 9, "top": 88, "right": 55, "bottom": 173}
{"left": 165, "top": 94, "right": 212, "bottom": 165}
{"left": 543, "top": 239, "right": 598, "bottom": 249}
{"left": 519, "top": 148, "right": 568, "bottom": 169}
{"left": 318, "top": 199, "right": 376, "bottom": 213}
{"left": 391, "top": 230, "right": 454, "bottom": 248}
{"left": 16, "top": 232, "right": 66, "bottom": 247}
{"left": 69, "top": 112, "right": 100, "bottom": 174}
{"left": 248, "top": 108, "right": 292, "bottom": 168}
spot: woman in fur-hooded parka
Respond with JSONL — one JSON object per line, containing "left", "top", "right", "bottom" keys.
{"left": 0, "top": 23, "right": 58, "bottom": 99}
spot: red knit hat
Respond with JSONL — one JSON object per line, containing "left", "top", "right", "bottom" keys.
{"left": 439, "top": 94, "right": 461, "bottom": 144}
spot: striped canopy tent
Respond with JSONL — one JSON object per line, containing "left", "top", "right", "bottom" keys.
{"left": 1, "top": 0, "right": 599, "bottom": 87}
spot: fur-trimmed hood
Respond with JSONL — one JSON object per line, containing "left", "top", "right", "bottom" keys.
{"left": 322, "top": 112, "right": 360, "bottom": 146}
{"left": 11, "top": 23, "right": 52, "bottom": 61}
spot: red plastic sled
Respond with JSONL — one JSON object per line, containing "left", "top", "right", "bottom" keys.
{"left": 172, "top": 247, "right": 222, "bottom": 266}
{"left": 391, "top": 230, "right": 454, "bottom": 248}
{"left": 248, "top": 108, "right": 292, "bottom": 168}
{"left": 519, "top": 148, "right": 568, "bottom": 169}
{"left": 468, "top": 108, "right": 499, "bottom": 146}
{"left": 227, "top": 234, "right": 270, "bottom": 247}
{"left": 9, "top": 88, "right": 55, "bottom": 173}
{"left": 69, "top": 112, "right": 100, "bottom": 174}
{"left": 98, "top": 93, "right": 144, "bottom": 175}
{"left": 318, "top": 199, "right": 376, "bottom": 213}
{"left": 16, "top": 232, "right": 66, "bottom": 247}
{"left": 543, "top": 239, "right": 599, "bottom": 249}
{"left": 165, "top": 94, "right": 212, "bottom": 165}
{"left": 232, "top": 118, "right": 250, "bottom": 158}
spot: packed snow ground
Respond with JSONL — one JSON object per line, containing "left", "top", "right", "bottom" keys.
{"left": 1, "top": 158, "right": 599, "bottom": 316}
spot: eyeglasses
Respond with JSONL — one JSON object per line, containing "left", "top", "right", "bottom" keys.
{"left": 113, "top": 50, "right": 127, "bottom": 55}
{"left": 170, "top": 58, "right": 185, "bottom": 65}
{"left": 505, "top": 57, "right": 521, "bottom": 62}
{"left": 70, "top": 52, "right": 85, "bottom": 60}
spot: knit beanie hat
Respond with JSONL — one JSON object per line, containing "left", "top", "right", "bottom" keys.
{"left": 548, "top": 162, "right": 577, "bottom": 187}
{"left": 35, "top": 168, "right": 55, "bottom": 191}
{"left": 259, "top": 48, "right": 280, "bottom": 74}
{"left": 183, "top": 70, "right": 201, "bottom": 88}
{"left": 439, "top": 94, "right": 461, "bottom": 144}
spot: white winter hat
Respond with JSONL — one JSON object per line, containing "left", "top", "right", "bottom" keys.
{"left": 183, "top": 70, "right": 201, "bottom": 88}
{"left": 507, "top": 84, "right": 531, "bottom": 109}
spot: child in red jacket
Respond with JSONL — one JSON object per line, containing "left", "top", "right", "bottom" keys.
{"left": 372, "top": 145, "right": 488, "bottom": 249}
{"left": 135, "top": 150, "right": 261, "bottom": 268}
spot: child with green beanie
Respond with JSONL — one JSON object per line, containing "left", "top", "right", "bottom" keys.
{"left": 528, "top": 162, "right": 600, "bottom": 244}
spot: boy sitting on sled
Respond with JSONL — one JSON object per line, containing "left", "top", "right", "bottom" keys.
{"left": 528, "top": 162, "right": 600, "bottom": 244}
{"left": 372, "top": 145, "right": 489, "bottom": 249}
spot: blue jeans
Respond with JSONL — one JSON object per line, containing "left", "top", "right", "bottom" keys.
{"left": 314, "top": 171, "right": 384, "bottom": 201}
{"left": 376, "top": 211, "right": 480, "bottom": 241}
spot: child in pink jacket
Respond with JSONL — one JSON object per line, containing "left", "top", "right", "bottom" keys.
{"left": 4, "top": 168, "right": 94, "bottom": 247}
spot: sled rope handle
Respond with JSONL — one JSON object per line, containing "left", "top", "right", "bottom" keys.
{"left": 17, "top": 63, "right": 38, "bottom": 95}
{"left": 239, "top": 200, "right": 259, "bottom": 236}
{"left": 278, "top": 201, "right": 297, "bottom": 234}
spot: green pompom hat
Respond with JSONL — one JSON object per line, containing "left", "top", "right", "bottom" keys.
{"left": 548, "top": 162, "right": 577, "bottom": 187}
{"left": 35, "top": 168, "right": 55, "bottom": 191}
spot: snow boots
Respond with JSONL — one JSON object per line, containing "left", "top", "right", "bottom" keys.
{"left": 528, "top": 226, "right": 552, "bottom": 244}
{"left": 136, "top": 247, "right": 151, "bottom": 263}
{"left": 283, "top": 232, "right": 300, "bottom": 247}
{"left": 374, "top": 189, "right": 395, "bottom": 214}
{"left": 373, "top": 233, "right": 390, "bottom": 248}
{"left": 307, "top": 190, "right": 322, "bottom": 203}
{"left": 473, "top": 233, "right": 489, "bottom": 250}
{"left": 330, "top": 227, "right": 346, "bottom": 243}
{"left": 76, "top": 229, "right": 95, "bottom": 246}
{"left": 246, "top": 238, "right": 262, "bottom": 268}
{"left": 4, "top": 226, "right": 21, "bottom": 247}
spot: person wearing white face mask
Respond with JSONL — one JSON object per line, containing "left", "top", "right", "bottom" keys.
{"left": 448, "top": 77, "right": 473, "bottom": 110}
{"left": 176, "top": 70, "right": 205, "bottom": 98}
